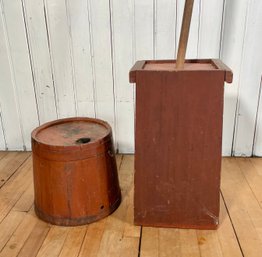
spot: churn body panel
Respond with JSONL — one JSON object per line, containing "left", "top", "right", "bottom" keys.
{"left": 130, "top": 59, "right": 232, "bottom": 229}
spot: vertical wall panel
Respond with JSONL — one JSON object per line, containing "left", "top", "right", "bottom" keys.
{"left": 133, "top": 0, "right": 154, "bottom": 152}
{"left": 1, "top": 0, "right": 39, "bottom": 149}
{"left": 0, "top": 3, "right": 24, "bottom": 150}
{"left": 88, "top": 0, "right": 115, "bottom": 134}
{"left": 198, "top": 0, "right": 224, "bottom": 58}
{"left": 232, "top": 0, "right": 262, "bottom": 156}
{"left": 1, "top": 0, "right": 262, "bottom": 155}
{"left": 176, "top": 0, "right": 200, "bottom": 58}
{"left": 44, "top": 0, "right": 76, "bottom": 118}
{"left": 67, "top": 0, "right": 95, "bottom": 118}
{"left": 23, "top": 0, "right": 58, "bottom": 124}
{"left": 155, "top": 0, "right": 177, "bottom": 59}
{"left": 220, "top": 0, "right": 249, "bottom": 156}
{"left": 135, "top": 0, "right": 154, "bottom": 59}
{"left": 111, "top": 0, "right": 134, "bottom": 153}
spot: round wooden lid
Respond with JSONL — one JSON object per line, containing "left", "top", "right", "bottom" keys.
{"left": 32, "top": 117, "right": 111, "bottom": 147}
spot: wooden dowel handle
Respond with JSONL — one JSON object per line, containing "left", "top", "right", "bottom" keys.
{"left": 176, "top": 0, "right": 195, "bottom": 69}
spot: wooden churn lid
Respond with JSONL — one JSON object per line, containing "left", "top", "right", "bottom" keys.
{"left": 32, "top": 117, "right": 113, "bottom": 161}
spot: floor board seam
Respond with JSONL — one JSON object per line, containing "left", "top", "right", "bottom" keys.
{"left": 118, "top": 154, "right": 124, "bottom": 170}
{"left": 137, "top": 226, "right": 143, "bottom": 257}
{"left": 76, "top": 226, "right": 88, "bottom": 257}
{"left": 220, "top": 190, "right": 245, "bottom": 257}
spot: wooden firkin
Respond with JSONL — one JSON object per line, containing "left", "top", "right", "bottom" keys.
{"left": 32, "top": 117, "right": 121, "bottom": 226}
{"left": 129, "top": 59, "right": 233, "bottom": 229}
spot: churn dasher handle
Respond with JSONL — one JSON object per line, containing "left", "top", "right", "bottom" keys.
{"left": 176, "top": 0, "right": 195, "bottom": 69}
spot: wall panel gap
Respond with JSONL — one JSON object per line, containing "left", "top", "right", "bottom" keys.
{"left": 219, "top": 0, "right": 226, "bottom": 58}
{"left": 108, "top": 0, "right": 118, "bottom": 150}
{"left": 132, "top": 0, "right": 136, "bottom": 111}
{"left": 174, "top": 0, "right": 178, "bottom": 57}
{"left": 64, "top": 0, "right": 78, "bottom": 116}
{"left": 196, "top": 0, "right": 202, "bottom": 58}
{"left": 43, "top": 0, "right": 59, "bottom": 119}
{"left": 86, "top": 0, "right": 97, "bottom": 118}
{"left": 153, "top": 0, "right": 157, "bottom": 59}
{"left": 21, "top": 0, "right": 40, "bottom": 126}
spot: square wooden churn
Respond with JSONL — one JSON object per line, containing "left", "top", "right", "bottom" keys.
{"left": 129, "top": 59, "right": 233, "bottom": 229}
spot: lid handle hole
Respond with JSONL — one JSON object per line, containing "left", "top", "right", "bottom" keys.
{"left": 75, "top": 137, "right": 91, "bottom": 144}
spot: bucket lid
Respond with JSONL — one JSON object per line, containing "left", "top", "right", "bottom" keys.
{"left": 32, "top": 117, "right": 110, "bottom": 147}
{"left": 31, "top": 117, "right": 113, "bottom": 161}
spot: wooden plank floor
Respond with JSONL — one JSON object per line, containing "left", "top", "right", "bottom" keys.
{"left": 0, "top": 152, "right": 261, "bottom": 257}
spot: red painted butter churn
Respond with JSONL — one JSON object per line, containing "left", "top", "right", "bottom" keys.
{"left": 129, "top": 0, "right": 233, "bottom": 229}
{"left": 32, "top": 117, "right": 121, "bottom": 226}
{"left": 130, "top": 59, "right": 232, "bottom": 229}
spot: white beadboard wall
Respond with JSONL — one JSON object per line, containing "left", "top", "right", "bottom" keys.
{"left": 0, "top": 0, "right": 262, "bottom": 156}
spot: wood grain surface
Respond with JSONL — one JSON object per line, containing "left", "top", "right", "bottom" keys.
{"left": 31, "top": 117, "right": 121, "bottom": 226}
{"left": 131, "top": 59, "right": 229, "bottom": 229}
{"left": 1, "top": 152, "right": 261, "bottom": 256}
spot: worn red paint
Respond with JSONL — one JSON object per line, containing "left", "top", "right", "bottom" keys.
{"left": 32, "top": 117, "right": 121, "bottom": 226}
{"left": 130, "top": 59, "right": 233, "bottom": 229}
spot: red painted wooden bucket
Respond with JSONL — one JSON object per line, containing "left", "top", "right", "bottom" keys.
{"left": 31, "top": 117, "right": 121, "bottom": 226}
